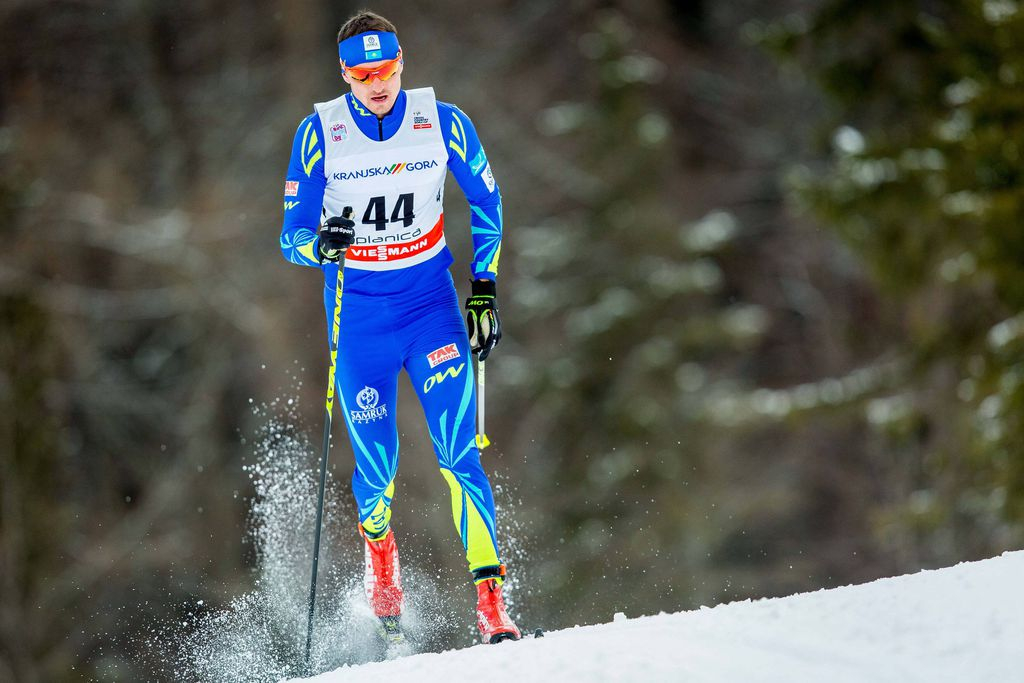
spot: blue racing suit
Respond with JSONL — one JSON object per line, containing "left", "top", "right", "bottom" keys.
{"left": 280, "top": 89, "right": 504, "bottom": 574}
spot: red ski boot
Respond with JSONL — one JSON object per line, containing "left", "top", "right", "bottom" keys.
{"left": 360, "top": 526, "right": 403, "bottom": 619}
{"left": 474, "top": 565, "right": 521, "bottom": 644}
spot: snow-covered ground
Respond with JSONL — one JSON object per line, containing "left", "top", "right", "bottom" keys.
{"left": 287, "top": 550, "right": 1024, "bottom": 683}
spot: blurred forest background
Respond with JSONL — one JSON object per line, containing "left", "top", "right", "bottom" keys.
{"left": 2, "top": 0, "right": 1023, "bottom": 680}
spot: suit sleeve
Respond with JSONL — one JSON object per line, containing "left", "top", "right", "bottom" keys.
{"left": 438, "top": 101, "right": 502, "bottom": 281}
{"left": 280, "top": 113, "right": 328, "bottom": 267}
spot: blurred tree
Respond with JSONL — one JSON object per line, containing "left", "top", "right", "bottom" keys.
{"left": 494, "top": 1, "right": 893, "bottom": 622}
{"left": 5, "top": 0, "right": 1020, "bottom": 679}
{"left": 0, "top": 290, "right": 64, "bottom": 681}
{"left": 504, "top": 7, "right": 731, "bottom": 615}
{"left": 765, "top": 0, "right": 1024, "bottom": 557}
{"left": 0, "top": 1, "right": 290, "bottom": 679}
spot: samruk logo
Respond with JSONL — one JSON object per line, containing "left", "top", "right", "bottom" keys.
{"left": 350, "top": 385, "right": 387, "bottom": 423}
{"left": 333, "top": 159, "right": 439, "bottom": 181}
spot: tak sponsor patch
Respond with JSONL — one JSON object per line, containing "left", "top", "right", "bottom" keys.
{"left": 427, "top": 343, "right": 461, "bottom": 368}
{"left": 330, "top": 122, "right": 348, "bottom": 142}
{"left": 284, "top": 181, "right": 299, "bottom": 196}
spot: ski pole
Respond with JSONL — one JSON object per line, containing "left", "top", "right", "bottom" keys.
{"left": 304, "top": 207, "right": 352, "bottom": 668}
{"left": 476, "top": 357, "right": 491, "bottom": 450}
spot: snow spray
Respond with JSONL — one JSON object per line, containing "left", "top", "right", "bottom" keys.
{"left": 147, "top": 390, "right": 531, "bottom": 680}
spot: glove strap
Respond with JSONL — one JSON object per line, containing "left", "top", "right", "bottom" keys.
{"left": 317, "top": 241, "right": 334, "bottom": 264}
{"left": 471, "top": 279, "right": 496, "bottom": 297}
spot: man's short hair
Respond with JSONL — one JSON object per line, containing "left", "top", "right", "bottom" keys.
{"left": 337, "top": 10, "right": 398, "bottom": 43}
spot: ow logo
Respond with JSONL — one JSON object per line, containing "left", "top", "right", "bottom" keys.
{"left": 423, "top": 363, "right": 466, "bottom": 394}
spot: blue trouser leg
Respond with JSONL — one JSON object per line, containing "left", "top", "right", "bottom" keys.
{"left": 326, "top": 285, "right": 401, "bottom": 536}
{"left": 403, "top": 303, "right": 501, "bottom": 572}
{"left": 323, "top": 274, "right": 501, "bottom": 570}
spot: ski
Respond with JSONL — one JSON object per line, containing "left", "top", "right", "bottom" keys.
{"left": 484, "top": 626, "right": 544, "bottom": 644}
{"left": 377, "top": 616, "right": 413, "bottom": 659}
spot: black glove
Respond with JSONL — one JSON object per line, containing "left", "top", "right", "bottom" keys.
{"left": 465, "top": 279, "right": 502, "bottom": 361}
{"left": 317, "top": 210, "right": 355, "bottom": 263}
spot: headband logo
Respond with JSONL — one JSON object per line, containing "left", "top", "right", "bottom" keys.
{"left": 363, "top": 34, "right": 380, "bottom": 50}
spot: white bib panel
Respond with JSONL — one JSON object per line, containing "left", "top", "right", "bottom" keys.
{"left": 315, "top": 88, "right": 448, "bottom": 271}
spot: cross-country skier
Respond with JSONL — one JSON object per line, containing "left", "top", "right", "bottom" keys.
{"left": 280, "top": 9, "right": 520, "bottom": 645}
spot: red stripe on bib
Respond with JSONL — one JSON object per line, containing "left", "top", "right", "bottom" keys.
{"left": 345, "top": 214, "right": 445, "bottom": 263}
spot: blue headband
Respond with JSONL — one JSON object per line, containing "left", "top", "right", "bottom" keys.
{"left": 338, "top": 31, "right": 401, "bottom": 67}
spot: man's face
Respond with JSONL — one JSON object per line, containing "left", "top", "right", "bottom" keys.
{"left": 343, "top": 57, "right": 404, "bottom": 117}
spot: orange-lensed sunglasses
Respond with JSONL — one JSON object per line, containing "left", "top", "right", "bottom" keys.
{"left": 343, "top": 52, "right": 403, "bottom": 83}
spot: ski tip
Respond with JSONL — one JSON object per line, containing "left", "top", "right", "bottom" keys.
{"left": 384, "top": 640, "right": 413, "bottom": 660}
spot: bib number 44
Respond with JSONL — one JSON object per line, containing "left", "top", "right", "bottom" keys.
{"left": 363, "top": 193, "right": 414, "bottom": 231}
